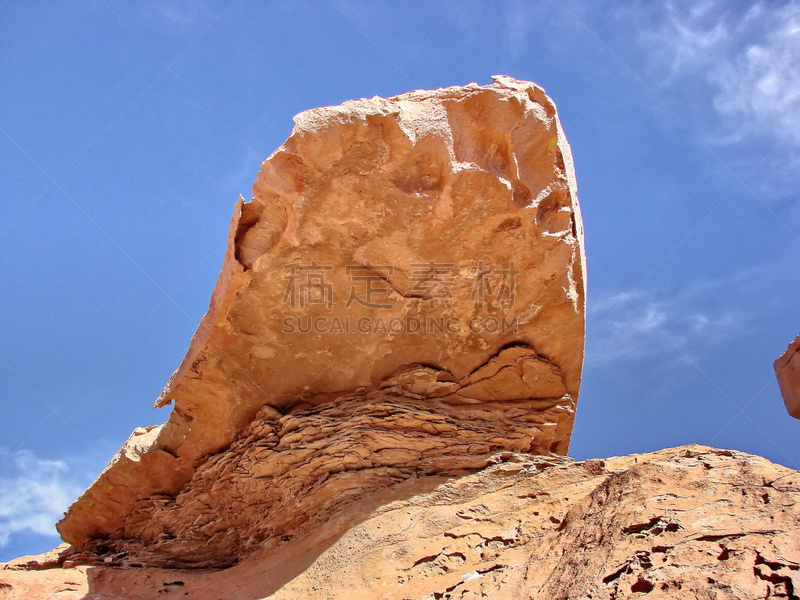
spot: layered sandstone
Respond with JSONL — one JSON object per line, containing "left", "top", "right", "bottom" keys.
{"left": 776, "top": 332, "right": 800, "bottom": 419}
{"left": 68, "top": 350, "right": 573, "bottom": 569}
{"left": 56, "top": 76, "right": 587, "bottom": 566}
{"left": 4, "top": 446, "right": 799, "bottom": 599}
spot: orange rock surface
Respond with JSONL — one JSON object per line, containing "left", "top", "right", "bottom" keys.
{"left": 4, "top": 445, "right": 799, "bottom": 599}
{"left": 56, "top": 76, "right": 587, "bottom": 567}
{"left": 776, "top": 332, "right": 800, "bottom": 419}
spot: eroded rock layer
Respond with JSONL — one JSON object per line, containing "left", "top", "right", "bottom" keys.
{"left": 57, "top": 76, "right": 587, "bottom": 563}
{"left": 68, "top": 347, "right": 571, "bottom": 569}
{"left": 4, "top": 446, "right": 799, "bottom": 599}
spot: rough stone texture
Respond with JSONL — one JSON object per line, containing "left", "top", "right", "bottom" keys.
{"left": 66, "top": 350, "right": 572, "bottom": 569}
{"left": 776, "top": 332, "right": 800, "bottom": 419}
{"left": 4, "top": 445, "right": 799, "bottom": 599}
{"left": 56, "top": 75, "right": 587, "bottom": 564}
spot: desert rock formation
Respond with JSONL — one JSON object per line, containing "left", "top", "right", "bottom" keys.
{"left": 3, "top": 445, "right": 799, "bottom": 599}
{"left": 776, "top": 332, "right": 800, "bottom": 419}
{"left": 56, "top": 76, "right": 587, "bottom": 567}
{"left": 4, "top": 79, "right": 799, "bottom": 599}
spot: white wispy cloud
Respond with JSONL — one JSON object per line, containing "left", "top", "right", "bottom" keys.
{"left": 648, "top": 0, "right": 800, "bottom": 145}
{"left": 587, "top": 289, "right": 646, "bottom": 316}
{"left": 586, "top": 288, "right": 736, "bottom": 365}
{"left": 0, "top": 451, "right": 85, "bottom": 547}
{"left": 585, "top": 257, "right": 796, "bottom": 367}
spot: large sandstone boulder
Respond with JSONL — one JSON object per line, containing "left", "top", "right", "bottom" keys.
{"left": 775, "top": 332, "right": 800, "bottom": 419}
{"left": 56, "top": 76, "right": 586, "bottom": 567}
{"left": 4, "top": 446, "right": 799, "bottom": 599}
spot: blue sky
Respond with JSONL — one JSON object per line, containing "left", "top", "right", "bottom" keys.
{"left": 1, "top": 0, "right": 798, "bottom": 561}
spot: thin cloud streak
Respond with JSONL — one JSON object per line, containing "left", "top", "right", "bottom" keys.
{"left": 587, "top": 239, "right": 797, "bottom": 367}
{"left": 586, "top": 289, "right": 736, "bottom": 365}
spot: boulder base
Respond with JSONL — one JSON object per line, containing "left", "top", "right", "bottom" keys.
{"left": 4, "top": 446, "right": 799, "bottom": 599}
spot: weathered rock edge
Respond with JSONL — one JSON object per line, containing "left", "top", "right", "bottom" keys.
{"left": 57, "top": 75, "right": 587, "bottom": 562}
{"left": 4, "top": 446, "right": 799, "bottom": 600}
{"left": 776, "top": 332, "right": 800, "bottom": 419}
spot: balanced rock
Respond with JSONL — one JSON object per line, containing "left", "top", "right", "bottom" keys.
{"left": 775, "top": 332, "right": 800, "bottom": 419}
{"left": 56, "top": 76, "right": 586, "bottom": 568}
{"left": 4, "top": 446, "right": 799, "bottom": 599}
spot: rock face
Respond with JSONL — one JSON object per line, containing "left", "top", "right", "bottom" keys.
{"left": 776, "top": 333, "right": 800, "bottom": 419}
{"left": 4, "top": 446, "right": 799, "bottom": 599}
{"left": 56, "top": 76, "right": 587, "bottom": 567}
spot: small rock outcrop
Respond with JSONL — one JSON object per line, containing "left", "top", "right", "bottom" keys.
{"left": 3, "top": 446, "right": 799, "bottom": 599}
{"left": 56, "top": 76, "right": 587, "bottom": 568}
{"left": 776, "top": 332, "right": 800, "bottom": 419}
